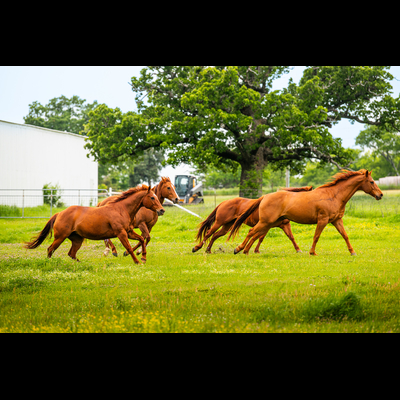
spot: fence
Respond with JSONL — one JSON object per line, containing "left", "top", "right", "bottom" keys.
{"left": 0, "top": 189, "right": 109, "bottom": 218}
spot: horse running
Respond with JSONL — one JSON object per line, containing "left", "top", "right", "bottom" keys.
{"left": 229, "top": 170, "right": 383, "bottom": 256}
{"left": 192, "top": 188, "right": 312, "bottom": 254}
{"left": 99, "top": 177, "right": 179, "bottom": 258}
{"left": 24, "top": 185, "right": 164, "bottom": 264}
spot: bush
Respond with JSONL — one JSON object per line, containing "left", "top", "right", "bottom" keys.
{"left": 42, "top": 183, "right": 64, "bottom": 207}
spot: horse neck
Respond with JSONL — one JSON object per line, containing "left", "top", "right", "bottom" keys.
{"left": 154, "top": 183, "right": 165, "bottom": 205}
{"left": 328, "top": 176, "right": 365, "bottom": 205}
{"left": 119, "top": 190, "right": 148, "bottom": 216}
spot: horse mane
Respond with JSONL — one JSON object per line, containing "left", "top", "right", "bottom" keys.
{"left": 316, "top": 169, "right": 366, "bottom": 190}
{"left": 280, "top": 186, "right": 313, "bottom": 192}
{"left": 108, "top": 185, "right": 150, "bottom": 204}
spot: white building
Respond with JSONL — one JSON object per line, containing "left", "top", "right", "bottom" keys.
{"left": 0, "top": 120, "right": 98, "bottom": 208}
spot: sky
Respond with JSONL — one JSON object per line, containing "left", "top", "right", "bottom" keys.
{"left": 1, "top": 66, "right": 399, "bottom": 179}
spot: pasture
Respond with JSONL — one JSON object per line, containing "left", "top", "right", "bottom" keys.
{"left": 1, "top": 191, "right": 400, "bottom": 333}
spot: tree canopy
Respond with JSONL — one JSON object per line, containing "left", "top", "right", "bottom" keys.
{"left": 24, "top": 95, "right": 98, "bottom": 135}
{"left": 355, "top": 125, "right": 400, "bottom": 176}
{"left": 84, "top": 66, "right": 400, "bottom": 197}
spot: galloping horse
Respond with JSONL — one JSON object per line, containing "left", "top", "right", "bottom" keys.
{"left": 192, "top": 188, "right": 313, "bottom": 254}
{"left": 229, "top": 170, "right": 383, "bottom": 256}
{"left": 99, "top": 177, "right": 179, "bottom": 258}
{"left": 24, "top": 185, "right": 164, "bottom": 264}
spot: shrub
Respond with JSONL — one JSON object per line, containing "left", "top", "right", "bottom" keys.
{"left": 42, "top": 183, "right": 64, "bottom": 207}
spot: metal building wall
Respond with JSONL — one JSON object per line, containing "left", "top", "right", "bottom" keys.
{"left": 0, "top": 120, "right": 98, "bottom": 207}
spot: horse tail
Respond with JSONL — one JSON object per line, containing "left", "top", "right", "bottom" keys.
{"left": 24, "top": 213, "right": 59, "bottom": 249}
{"left": 228, "top": 197, "right": 264, "bottom": 241}
{"left": 195, "top": 204, "right": 220, "bottom": 242}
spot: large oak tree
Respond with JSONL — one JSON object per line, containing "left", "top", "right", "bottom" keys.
{"left": 84, "top": 66, "right": 400, "bottom": 197}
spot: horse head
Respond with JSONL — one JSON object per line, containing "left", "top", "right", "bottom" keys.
{"left": 158, "top": 177, "right": 179, "bottom": 204}
{"left": 360, "top": 170, "right": 383, "bottom": 200}
{"left": 143, "top": 186, "right": 165, "bottom": 215}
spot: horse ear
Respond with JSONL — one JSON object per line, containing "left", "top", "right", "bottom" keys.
{"left": 147, "top": 186, "right": 151, "bottom": 192}
{"left": 151, "top": 186, "right": 155, "bottom": 192}
{"left": 365, "top": 169, "right": 369, "bottom": 177}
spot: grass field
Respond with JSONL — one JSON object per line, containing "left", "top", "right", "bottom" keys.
{"left": 1, "top": 191, "right": 400, "bottom": 333}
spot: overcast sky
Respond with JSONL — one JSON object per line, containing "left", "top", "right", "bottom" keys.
{"left": 1, "top": 66, "right": 399, "bottom": 179}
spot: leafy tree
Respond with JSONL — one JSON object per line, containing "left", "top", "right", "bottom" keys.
{"left": 98, "top": 149, "right": 165, "bottom": 190}
{"left": 128, "top": 148, "right": 165, "bottom": 187}
{"left": 202, "top": 167, "right": 240, "bottom": 189}
{"left": 84, "top": 66, "right": 400, "bottom": 197}
{"left": 297, "top": 162, "right": 337, "bottom": 187}
{"left": 24, "top": 95, "right": 98, "bottom": 134}
{"left": 355, "top": 125, "right": 400, "bottom": 176}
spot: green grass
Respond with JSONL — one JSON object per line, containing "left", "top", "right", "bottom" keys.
{"left": 1, "top": 192, "right": 400, "bottom": 333}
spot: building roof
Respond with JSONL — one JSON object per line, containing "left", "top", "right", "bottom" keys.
{"left": 0, "top": 119, "right": 87, "bottom": 139}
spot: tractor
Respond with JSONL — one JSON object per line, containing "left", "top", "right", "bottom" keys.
{"left": 174, "top": 175, "right": 204, "bottom": 204}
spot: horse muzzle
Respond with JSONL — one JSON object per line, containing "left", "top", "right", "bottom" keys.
{"left": 157, "top": 208, "right": 165, "bottom": 216}
{"left": 375, "top": 193, "right": 383, "bottom": 200}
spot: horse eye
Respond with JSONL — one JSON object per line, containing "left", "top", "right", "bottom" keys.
{"left": 167, "top": 187, "right": 171, "bottom": 189}
{"left": 151, "top": 197, "right": 155, "bottom": 200}
{"left": 370, "top": 181, "right": 374, "bottom": 184}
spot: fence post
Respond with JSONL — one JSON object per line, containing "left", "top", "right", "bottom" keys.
{"left": 22, "top": 189, "right": 24, "bottom": 218}
{"left": 109, "top": 187, "right": 112, "bottom": 197}
{"left": 50, "top": 189, "right": 53, "bottom": 217}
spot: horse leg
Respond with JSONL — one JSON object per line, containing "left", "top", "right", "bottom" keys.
{"left": 103, "top": 239, "right": 111, "bottom": 256}
{"left": 67, "top": 233, "right": 84, "bottom": 261}
{"left": 192, "top": 221, "right": 224, "bottom": 253}
{"left": 47, "top": 235, "right": 67, "bottom": 258}
{"left": 254, "top": 234, "right": 266, "bottom": 253}
{"left": 124, "top": 229, "right": 146, "bottom": 262}
{"left": 309, "top": 217, "right": 329, "bottom": 256}
{"left": 118, "top": 230, "right": 140, "bottom": 265}
{"left": 108, "top": 239, "right": 118, "bottom": 257}
{"left": 278, "top": 221, "right": 302, "bottom": 253}
{"left": 234, "top": 222, "right": 269, "bottom": 255}
{"left": 129, "top": 228, "right": 147, "bottom": 263}
{"left": 205, "top": 221, "right": 234, "bottom": 253}
{"left": 243, "top": 224, "right": 271, "bottom": 255}
{"left": 103, "top": 239, "right": 118, "bottom": 257}
{"left": 331, "top": 218, "right": 356, "bottom": 256}
{"left": 135, "top": 223, "right": 151, "bottom": 256}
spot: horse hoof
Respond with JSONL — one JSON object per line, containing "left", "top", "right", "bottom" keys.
{"left": 234, "top": 248, "right": 238, "bottom": 255}
{"left": 123, "top": 251, "right": 128, "bottom": 257}
{"left": 112, "top": 252, "right": 118, "bottom": 257}
{"left": 192, "top": 247, "right": 197, "bottom": 253}
{"left": 254, "top": 250, "right": 260, "bottom": 254}
{"left": 297, "top": 250, "right": 302, "bottom": 253}
{"left": 351, "top": 253, "right": 357, "bottom": 256}
{"left": 141, "top": 258, "right": 146, "bottom": 263}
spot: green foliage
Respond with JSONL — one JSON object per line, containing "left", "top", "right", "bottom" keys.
{"left": 24, "top": 95, "right": 99, "bottom": 135}
{"left": 98, "top": 148, "right": 165, "bottom": 190}
{"left": 42, "top": 183, "right": 64, "bottom": 207}
{"left": 355, "top": 125, "right": 400, "bottom": 176}
{"left": 298, "top": 162, "right": 337, "bottom": 187}
{"left": 84, "top": 66, "right": 400, "bottom": 197}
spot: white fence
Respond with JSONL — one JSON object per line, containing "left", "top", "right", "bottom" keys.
{"left": 0, "top": 189, "right": 109, "bottom": 218}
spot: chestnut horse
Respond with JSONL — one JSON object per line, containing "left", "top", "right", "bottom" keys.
{"left": 192, "top": 188, "right": 313, "bottom": 254}
{"left": 24, "top": 185, "right": 165, "bottom": 264}
{"left": 99, "top": 177, "right": 179, "bottom": 258}
{"left": 229, "top": 169, "right": 383, "bottom": 256}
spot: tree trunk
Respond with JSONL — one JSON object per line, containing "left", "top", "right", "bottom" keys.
{"left": 239, "top": 147, "right": 266, "bottom": 198}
